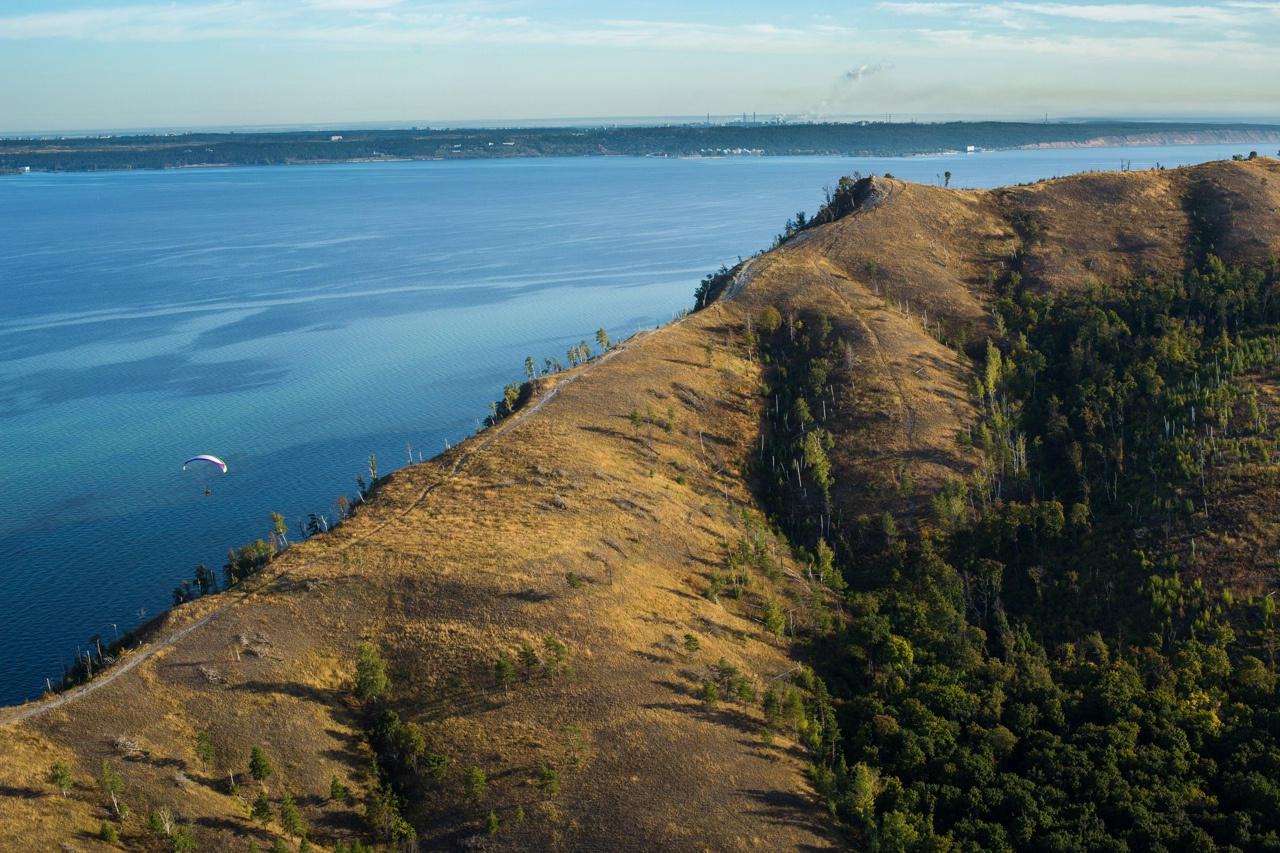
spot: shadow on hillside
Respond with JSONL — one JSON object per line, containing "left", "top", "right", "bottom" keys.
{"left": 681, "top": 549, "right": 723, "bottom": 569}
{"left": 644, "top": 679, "right": 758, "bottom": 735}
{"left": 192, "top": 770, "right": 235, "bottom": 797}
{"left": 231, "top": 679, "right": 333, "bottom": 704}
{"left": 631, "top": 648, "right": 674, "bottom": 666}
{"left": 504, "top": 588, "right": 554, "bottom": 603}
{"left": 578, "top": 424, "right": 628, "bottom": 442}
{"left": 693, "top": 613, "right": 742, "bottom": 639}
{"left": 901, "top": 446, "right": 962, "bottom": 468}
{"left": 736, "top": 736, "right": 809, "bottom": 763}
{"left": 412, "top": 683, "right": 507, "bottom": 721}
{"left": 738, "top": 786, "right": 823, "bottom": 832}
{"left": 193, "top": 815, "right": 246, "bottom": 834}
{"left": 0, "top": 783, "right": 42, "bottom": 799}
{"left": 321, "top": 726, "right": 366, "bottom": 772}
{"left": 658, "top": 585, "right": 702, "bottom": 603}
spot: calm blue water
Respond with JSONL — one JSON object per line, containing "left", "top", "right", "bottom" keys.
{"left": 0, "top": 143, "right": 1258, "bottom": 705}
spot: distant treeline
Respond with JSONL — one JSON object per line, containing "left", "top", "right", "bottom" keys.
{"left": 4, "top": 121, "right": 1278, "bottom": 173}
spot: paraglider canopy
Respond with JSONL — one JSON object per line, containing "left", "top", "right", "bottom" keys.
{"left": 183, "top": 454, "right": 227, "bottom": 474}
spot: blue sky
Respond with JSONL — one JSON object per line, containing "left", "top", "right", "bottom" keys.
{"left": 2, "top": 1, "right": 1277, "bottom": 132}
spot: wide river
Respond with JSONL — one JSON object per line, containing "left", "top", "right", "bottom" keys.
{"left": 0, "top": 142, "right": 1260, "bottom": 705}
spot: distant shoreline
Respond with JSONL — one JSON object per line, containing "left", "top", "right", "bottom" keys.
{"left": 1021, "top": 129, "right": 1280, "bottom": 150}
{"left": 4, "top": 120, "right": 1278, "bottom": 175}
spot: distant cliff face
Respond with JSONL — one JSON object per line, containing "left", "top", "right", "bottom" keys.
{"left": 3, "top": 158, "right": 1280, "bottom": 853}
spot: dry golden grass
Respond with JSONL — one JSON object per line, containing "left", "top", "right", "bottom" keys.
{"left": 1002, "top": 157, "right": 1280, "bottom": 292}
{"left": 4, "top": 158, "right": 1279, "bottom": 852}
{"left": 0, "top": 313, "right": 838, "bottom": 852}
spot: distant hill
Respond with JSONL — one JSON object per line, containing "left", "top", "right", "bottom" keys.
{"left": 3, "top": 156, "right": 1280, "bottom": 852}
{"left": 3, "top": 121, "right": 1279, "bottom": 172}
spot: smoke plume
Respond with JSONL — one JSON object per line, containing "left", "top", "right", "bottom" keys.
{"left": 809, "top": 62, "right": 896, "bottom": 117}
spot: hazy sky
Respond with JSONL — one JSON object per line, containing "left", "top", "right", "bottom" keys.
{"left": 2, "top": 1, "right": 1277, "bottom": 132}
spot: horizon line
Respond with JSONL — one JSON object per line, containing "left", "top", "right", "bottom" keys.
{"left": 7, "top": 114, "right": 1280, "bottom": 140}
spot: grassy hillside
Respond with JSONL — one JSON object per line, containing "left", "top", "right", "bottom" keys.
{"left": 2, "top": 156, "right": 1279, "bottom": 852}
{"left": 0, "top": 315, "right": 839, "bottom": 851}
{"left": 730, "top": 157, "right": 1280, "bottom": 851}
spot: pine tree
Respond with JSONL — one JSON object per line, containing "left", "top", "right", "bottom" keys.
{"left": 543, "top": 636, "right": 567, "bottom": 663}
{"left": 251, "top": 788, "right": 272, "bottom": 826}
{"left": 195, "top": 731, "right": 216, "bottom": 772}
{"left": 48, "top": 760, "right": 73, "bottom": 797}
{"left": 270, "top": 511, "right": 288, "bottom": 549}
{"left": 249, "top": 746, "right": 272, "bottom": 782}
{"left": 279, "top": 791, "right": 303, "bottom": 837}
{"left": 96, "top": 760, "right": 124, "bottom": 817}
{"left": 464, "top": 766, "right": 487, "bottom": 804}
{"left": 537, "top": 765, "right": 560, "bottom": 796}
{"left": 493, "top": 651, "right": 516, "bottom": 692}
{"left": 354, "top": 641, "right": 391, "bottom": 702}
{"left": 398, "top": 722, "right": 426, "bottom": 771}
{"left": 171, "top": 825, "right": 196, "bottom": 853}
{"left": 543, "top": 635, "right": 568, "bottom": 677}
{"left": 517, "top": 641, "right": 540, "bottom": 671}
{"left": 329, "top": 775, "right": 348, "bottom": 802}
{"left": 424, "top": 753, "right": 450, "bottom": 781}
{"left": 763, "top": 599, "right": 785, "bottom": 640}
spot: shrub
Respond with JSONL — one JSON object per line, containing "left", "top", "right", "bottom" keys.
{"left": 353, "top": 642, "right": 391, "bottom": 702}
{"left": 170, "top": 826, "right": 196, "bottom": 853}
{"left": 48, "top": 760, "right": 73, "bottom": 797}
{"left": 464, "top": 766, "right": 487, "bottom": 804}
{"left": 538, "top": 765, "right": 561, "bottom": 796}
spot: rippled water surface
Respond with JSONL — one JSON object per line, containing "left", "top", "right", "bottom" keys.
{"left": 0, "top": 143, "right": 1257, "bottom": 704}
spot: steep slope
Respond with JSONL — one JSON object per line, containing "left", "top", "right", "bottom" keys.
{"left": 2, "top": 156, "right": 1279, "bottom": 853}
{"left": 734, "top": 158, "right": 1280, "bottom": 531}
{"left": 0, "top": 317, "right": 839, "bottom": 851}
{"left": 730, "top": 157, "right": 1280, "bottom": 851}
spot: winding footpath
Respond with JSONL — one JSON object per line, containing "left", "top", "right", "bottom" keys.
{"left": 0, "top": 323, "right": 672, "bottom": 728}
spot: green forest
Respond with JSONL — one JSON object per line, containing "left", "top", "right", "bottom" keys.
{"left": 3, "top": 121, "right": 1278, "bottom": 172}
{"left": 732, "top": 187, "right": 1280, "bottom": 851}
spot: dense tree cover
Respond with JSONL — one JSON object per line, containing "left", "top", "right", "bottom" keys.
{"left": 5, "top": 122, "right": 1274, "bottom": 173}
{"left": 484, "top": 380, "right": 528, "bottom": 428}
{"left": 696, "top": 265, "right": 737, "bottom": 311}
{"left": 743, "top": 249, "right": 1280, "bottom": 851}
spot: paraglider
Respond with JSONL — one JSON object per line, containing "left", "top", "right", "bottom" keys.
{"left": 183, "top": 454, "right": 227, "bottom": 494}
{"left": 183, "top": 454, "right": 227, "bottom": 473}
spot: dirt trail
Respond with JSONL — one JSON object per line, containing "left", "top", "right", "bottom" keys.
{"left": 0, "top": 324, "right": 668, "bottom": 728}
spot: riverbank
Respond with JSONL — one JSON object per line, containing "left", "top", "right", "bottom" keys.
{"left": 5, "top": 120, "right": 1280, "bottom": 174}
{"left": 1022, "top": 129, "right": 1280, "bottom": 149}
